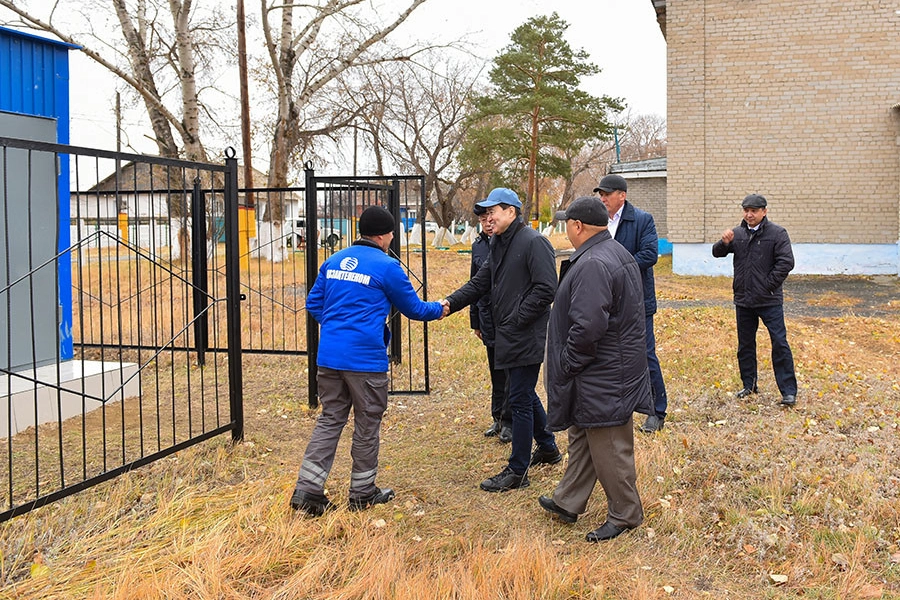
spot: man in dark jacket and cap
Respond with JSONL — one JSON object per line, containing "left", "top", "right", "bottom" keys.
{"left": 446, "top": 187, "right": 561, "bottom": 493}
{"left": 594, "top": 174, "right": 668, "bottom": 433}
{"left": 712, "top": 194, "right": 797, "bottom": 406}
{"left": 470, "top": 203, "right": 511, "bottom": 442}
{"left": 538, "top": 196, "right": 651, "bottom": 542}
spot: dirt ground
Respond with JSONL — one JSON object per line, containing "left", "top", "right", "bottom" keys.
{"left": 661, "top": 274, "right": 900, "bottom": 318}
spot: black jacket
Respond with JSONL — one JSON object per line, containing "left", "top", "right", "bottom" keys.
{"left": 712, "top": 217, "right": 794, "bottom": 308}
{"left": 612, "top": 201, "right": 659, "bottom": 316}
{"left": 468, "top": 231, "right": 496, "bottom": 346}
{"left": 545, "top": 230, "right": 652, "bottom": 431}
{"left": 448, "top": 218, "right": 557, "bottom": 370}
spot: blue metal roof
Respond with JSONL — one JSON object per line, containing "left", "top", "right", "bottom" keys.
{"left": 0, "top": 25, "right": 78, "bottom": 142}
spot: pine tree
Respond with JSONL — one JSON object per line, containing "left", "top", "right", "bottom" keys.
{"left": 463, "top": 13, "right": 623, "bottom": 219}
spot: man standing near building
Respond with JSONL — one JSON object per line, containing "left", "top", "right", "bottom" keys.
{"left": 538, "top": 196, "right": 651, "bottom": 542}
{"left": 471, "top": 204, "right": 511, "bottom": 443}
{"left": 712, "top": 194, "right": 797, "bottom": 406}
{"left": 446, "top": 187, "right": 562, "bottom": 493}
{"left": 290, "top": 206, "right": 449, "bottom": 517}
{"left": 594, "top": 174, "right": 668, "bottom": 433}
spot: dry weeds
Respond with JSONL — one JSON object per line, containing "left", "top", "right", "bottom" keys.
{"left": 1, "top": 244, "right": 899, "bottom": 599}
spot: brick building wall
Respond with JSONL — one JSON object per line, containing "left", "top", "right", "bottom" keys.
{"left": 666, "top": 0, "right": 900, "bottom": 274}
{"left": 610, "top": 159, "right": 668, "bottom": 240}
{"left": 629, "top": 177, "right": 668, "bottom": 240}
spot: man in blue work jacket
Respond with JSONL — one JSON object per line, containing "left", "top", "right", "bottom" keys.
{"left": 290, "top": 206, "right": 448, "bottom": 516}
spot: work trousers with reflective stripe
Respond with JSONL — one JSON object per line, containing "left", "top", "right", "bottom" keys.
{"left": 294, "top": 367, "right": 389, "bottom": 499}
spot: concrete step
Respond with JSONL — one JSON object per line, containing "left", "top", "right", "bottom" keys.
{"left": 1, "top": 360, "right": 140, "bottom": 439}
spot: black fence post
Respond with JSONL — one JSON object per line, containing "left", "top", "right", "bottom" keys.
{"left": 223, "top": 148, "right": 244, "bottom": 441}
{"left": 304, "top": 162, "right": 319, "bottom": 408}
{"left": 190, "top": 177, "right": 209, "bottom": 366}
{"left": 388, "top": 178, "right": 402, "bottom": 364}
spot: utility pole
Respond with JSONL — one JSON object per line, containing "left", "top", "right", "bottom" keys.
{"left": 115, "top": 92, "right": 121, "bottom": 152}
{"left": 236, "top": 0, "right": 256, "bottom": 267}
{"left": 236, "top": 0, "right": 253, "bottom": 201}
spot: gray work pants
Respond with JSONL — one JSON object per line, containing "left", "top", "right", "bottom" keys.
{"left": 294, "top": 367, "right": 389, "bottom": 498}
{"left": 551, "top": 417, "right": 644, "bottom": 529}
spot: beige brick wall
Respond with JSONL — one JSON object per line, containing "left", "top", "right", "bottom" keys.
{"left": 626, "top": 177, "right": 668, "bottom": 239}
{"left": 667, "top": 0, "right": 900, "bottom": 244}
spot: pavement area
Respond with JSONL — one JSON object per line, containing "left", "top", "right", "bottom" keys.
{"left": 659, "top": 275, "right": 900, "bottom": 319}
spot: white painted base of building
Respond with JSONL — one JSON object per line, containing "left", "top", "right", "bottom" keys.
{"left": 1, "top": 360, "right": 140, "bottom": 439}
{"left": 673, "top": 243, "right": 900, "bottom": 276}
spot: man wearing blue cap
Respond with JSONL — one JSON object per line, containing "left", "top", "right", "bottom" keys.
{"left": 445, "top": 188, "right": 561, "bottom": 492}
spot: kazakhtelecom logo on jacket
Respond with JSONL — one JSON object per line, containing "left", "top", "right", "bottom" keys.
{"left": 326, "top": 256, "right": 372, "bottom": 285}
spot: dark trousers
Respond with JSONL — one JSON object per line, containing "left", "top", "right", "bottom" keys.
{"left": 645, "top": 313, "right": 668, "bottom": 417}
{"left": 485, "top": 345, "right": 511, "bottom": 426}
{"left": 736, "top": 304, "right": 797, "bottom": 395}
{"left": 507, "top": 363, "right": 556, "bottom": 475}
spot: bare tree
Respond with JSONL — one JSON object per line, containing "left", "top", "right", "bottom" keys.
{"left": 259, "top": 0, "right": 430, "bottom": 197}
{"left": 616, "top": 112, "right": 667, "bottom": 162}
{"left": 344, "top": 55, "right": 481, "bottom": 228}
{"left": 0, "top": 0, "right": 231, "bottom": 161}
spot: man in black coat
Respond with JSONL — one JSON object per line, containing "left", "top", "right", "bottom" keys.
{"left": 470, "top": 204, "right": 511, "bottom": 442}
{"left": 446, "top": 187, "right": 561, "bottom": 493}
{"left": 538, "top": 196, "right": 651, "bottom": 542}
{"left": 712, "top": 194, "right": 797, "bottom": 406}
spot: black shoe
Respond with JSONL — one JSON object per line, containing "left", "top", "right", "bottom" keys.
{"left": 735, "top": 386, "right": 757, "bottom": 399}
{"left": 290, "top": 489, "right": 337, "bottom": 517}
{"left": 498, "top": 425, "right": 512, "bottom": 443}
{"left": 348, "top": 487, "right": 395, "bottom": 511}
{"left": 538, "top": 495, "right": 577, "bottom": 524}
{"left": 530, "top": 445, "right": 562, "bottom": 467}
{"left": 780, "top": 394, "right": 796, "bottom": 407}
{"left": 639, "top": 414, "right": 665, "bottom": 433}
{"left": 585, "top": 521, "right": 633, "bottom": 542}
{"left": 480, "top": 467, "right": 529, "bottom": 492}
{"left": 484, "top": 420, "right": 500, "bottom": 437}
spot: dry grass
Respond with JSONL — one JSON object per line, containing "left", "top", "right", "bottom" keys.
{"left": 2, "top": 246, "right": 899, "bottom": 599}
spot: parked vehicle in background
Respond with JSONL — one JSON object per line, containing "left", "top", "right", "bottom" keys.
{"left": 284, "top": 219, "right": 342, "bottom": 250}
{"left": 424, "top": 221, "right": 438, "bottom": 233}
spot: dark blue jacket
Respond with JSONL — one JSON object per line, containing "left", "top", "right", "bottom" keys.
{"left": 306, "top": 239, "right": 444, "bottom": 372}
{"left": 612, "top": 201, "right": 659, "bottom": 316}
{"left": 469, "top": 231, "right": 496, "bottom": 346}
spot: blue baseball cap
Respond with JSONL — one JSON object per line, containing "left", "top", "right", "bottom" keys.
{"left": 476, "top": 187, "right": 522, "bottom": 209}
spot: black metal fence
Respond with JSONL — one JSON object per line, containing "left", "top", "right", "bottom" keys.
{"left": 0, "top": 136, "right": 242, "bottom": 522}
{"left": 0, "top": 134, "right": 432, "bottom": 522}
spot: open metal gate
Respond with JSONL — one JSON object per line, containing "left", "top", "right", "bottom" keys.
{"left": 235, "top": 165, "right": 432, "bottom": 405}
{"left": 302, "top": 165, "right": 432, "bottom": 405}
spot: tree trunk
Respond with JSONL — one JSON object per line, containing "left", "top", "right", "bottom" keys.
{"left": 169, "top": 0, "right": 206, "bottom": 162}
{"left": 112, "top": 0, "right": 179, "bottom": 158}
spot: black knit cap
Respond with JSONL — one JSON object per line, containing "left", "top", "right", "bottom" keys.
{"left": 359, "top": 206, "right": 395, "bottom": 236}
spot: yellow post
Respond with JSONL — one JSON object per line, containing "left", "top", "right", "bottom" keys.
{"left": 118, "top": 212, "right": 129, "bottom": 243}
{"left": 238, "top": 206, "right": 256, "bottom": 270}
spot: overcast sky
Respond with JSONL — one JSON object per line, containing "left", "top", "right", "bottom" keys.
{"left": 394, "top": 0, "right": 667, "bottom": 115}
{"left": 14, "top": 0, "right": 667, "bottom": 159}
